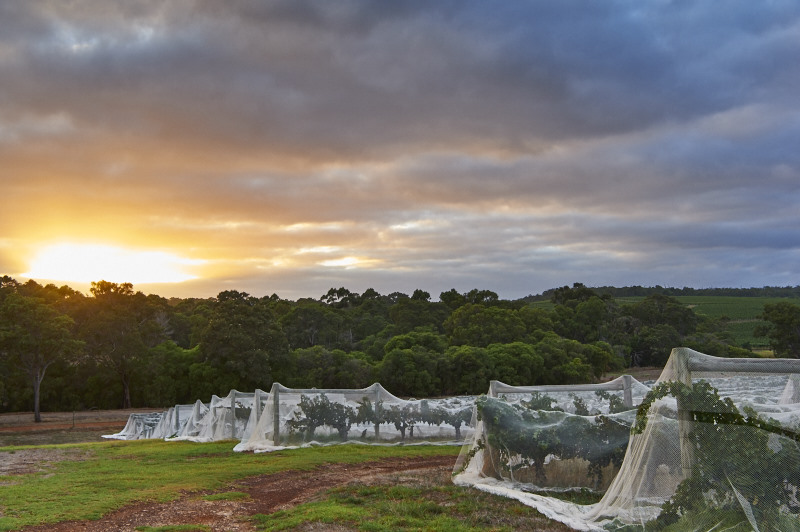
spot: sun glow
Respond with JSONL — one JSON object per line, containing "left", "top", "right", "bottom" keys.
{"left": 23, "top": 243, "right": 202, "bottom": 284}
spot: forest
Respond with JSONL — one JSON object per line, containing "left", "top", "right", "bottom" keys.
{"left": 1, "top": 275, "right": 799, "bottom": 419}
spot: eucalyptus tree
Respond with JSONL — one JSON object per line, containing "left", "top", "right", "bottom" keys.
{"left": 444, "top": 304, "right": 526, "bottom": 347}
{"left": 199, "top": 290, "right": 289, "bottom": 391}
{"left": 756, "top": 301, "right": 800, "bottom": 358}
{"left": 0, "top": 293, "right": 83, "bottom": 421}
{"left": 77, "top": 281, "right": 167, "bottom": 408}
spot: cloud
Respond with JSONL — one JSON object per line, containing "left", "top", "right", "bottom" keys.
{"left": 1, "top": 0, "right": 799, "bottom": 299}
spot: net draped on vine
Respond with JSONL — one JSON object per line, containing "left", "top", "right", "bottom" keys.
{"left": 234, "top": 382, "right": 475, "bottom": 452}
{"left": 104, "top": 383, "right": 476, "bottom": 450}
{"left": 453, "top": 348, "right": 800, "bottom": 531}
{"left": 104, "top": 347, "right": 800, "bottom": 530}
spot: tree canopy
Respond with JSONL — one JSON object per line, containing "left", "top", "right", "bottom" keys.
{"left": 1, "top": 278, "right": 796, "bottom": 415}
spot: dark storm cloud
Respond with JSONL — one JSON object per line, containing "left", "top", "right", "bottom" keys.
{"left": 1, "top": 0, "right": 799, "bottom": 299}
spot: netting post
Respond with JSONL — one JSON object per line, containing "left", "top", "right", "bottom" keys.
{"left": 788, "top": 374, "right": 800, "bottom": 403}
{"left": 374, "top": 387, "right": 381, "bottom": 439}
{"left": 272, "top": 387, "right": 281, "bottom": 446}
{"left": 230, "top": 391, "right": 237, "bottom": 440}
{"left": 674, "top": 348, "right": 695, "bottom": 479}
{"left": 254, "top": 389, "right": 261, "bottom": 426}
{"left": 622, "top": 375, "right": 633, "bottom": 408}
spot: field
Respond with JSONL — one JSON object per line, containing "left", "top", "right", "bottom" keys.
{"left": 649, "top": 295, "right": 792, "bottom": 350}
{"left": 532, "top": 295, "right": 797, "bottom": 350}
{"left": 0, "top": 413, "right": 572, "bottom": 532}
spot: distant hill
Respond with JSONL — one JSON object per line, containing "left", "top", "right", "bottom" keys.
{"left": 521, "top": 285, "right": 800, "bottom": 303}
{"left": 521, "top": 285, "right": 800, "bottom": 353}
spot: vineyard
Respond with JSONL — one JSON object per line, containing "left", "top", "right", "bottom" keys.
{"left": 456, "top": 348, "right": 800, "bottom": 530}
{"left": 104, "top": 347, "right": 800, "bottom": 529}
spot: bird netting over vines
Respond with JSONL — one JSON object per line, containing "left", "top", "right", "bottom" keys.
{"left": 104, "top": 383, "right": 475, "bottom": 449}
{"left": 453, "top": 348, "right": 800, "bottom": 531}
{"left": 234, "top": 382, "right": 475, "bottom": 452}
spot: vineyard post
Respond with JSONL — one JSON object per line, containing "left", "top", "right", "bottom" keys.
{"left": 674, "top": 347, "right": 695, "bottom": 479}
{"left": 253, "top": 389, "right": 261, "bottom": 427}
{"left": 622, "top": 375, "right": 633, "bottom": 408}
{"left": 273, "top": 386, "right": 281, "bottom": 445}
{"left": 230, "top": 391, "right": 237, "bottom": 440}
{"left": 374, "top": 386, "right": 382, "bottom": 438}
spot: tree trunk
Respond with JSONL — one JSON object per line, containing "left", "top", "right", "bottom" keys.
{"left": 33, "top": 372, "right": 43, "bottom": 423}
{"left": 122, "top": 377, "right": 132, "bottom": 409}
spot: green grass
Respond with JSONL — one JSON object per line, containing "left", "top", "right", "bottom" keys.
{"left": 251, "top": 474, "right": 572, "bottom": 531}
{"left": 0, "top": 440, "right": 460, "bottom": 531}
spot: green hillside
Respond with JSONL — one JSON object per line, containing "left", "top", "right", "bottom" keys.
{"left": 532, "top": 294, "right": 800, "bottom": 352}
{"left": 613, "top": 295, "right": 798, "bottom": 351}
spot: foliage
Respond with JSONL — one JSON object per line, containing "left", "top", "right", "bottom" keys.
{"left": 438, "top": 406, "right": 473, "bottom": 440}
{"left": 0, "top": 293, "right": 83, "bottom": 421}
{"left": 137, "top": 342, "right": 200, "bottom": 407}
{"left": 383, "top": 403, "right": 420, "bottom": 440}
{"left": 444, "top": 304, "right": 526, "bottom": 347}
{"left": 284, "top": 346, "right": 374, "bottom": 389}
{"left": 199, "top": 290, "right": 288, "bottom": 391}
{"left": 634, "top": 380, "right": 800, "bottom": 529}
{"left": 287, "top": 393, "right": 358, "bottom": 442}
{"left": 756, "top": 301, "right": 800, "bottom": 357}
{"left": 475, "top": 395, "right": 631, "bottom": 489}
{"left": 595, "top": 390, "right": 628, "bottom": 414}
{"left": 378, "top": 345, "right": 444, "bottom": 397}
{"left": 522, "top": 391, "right": 562, "bottom": 411}
{"left": 2, "top": 277, "right": 788, "bottom": 412}
{"left": 76, "top": 281, "right": 167, "bottom": 408}
{"left": 355, "top": 397, "right": 385, "bottom": 437}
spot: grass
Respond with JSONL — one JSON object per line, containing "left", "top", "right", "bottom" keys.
{"left": 0, "top": 440, "right": 460, "bottom": 531}
{"left": 251, "top": 469, "right": 573, "bottom": 531}
{"left": 653, "top": 295, "right": 793, "bottom": 349}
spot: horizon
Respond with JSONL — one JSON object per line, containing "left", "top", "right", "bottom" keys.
{"left": 7, "top": 274, "right": 796, "bottom": 303}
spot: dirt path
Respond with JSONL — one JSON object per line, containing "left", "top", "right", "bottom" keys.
{"left": 19, "top": 454, "right": 458, "bottom": 532}
{"left": 0, "top": 409, "right": 150, "bottom": 447}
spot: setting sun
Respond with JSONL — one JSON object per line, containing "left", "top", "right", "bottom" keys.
{"left": 23, "top": 243, "right": 202, "bottom": 285}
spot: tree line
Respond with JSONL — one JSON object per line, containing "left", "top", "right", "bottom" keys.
{"left": 1, "top": 277, "right": 798, "bottom": 420}
{"left": 525, "top": 284, "right": 800, "bottom": 301}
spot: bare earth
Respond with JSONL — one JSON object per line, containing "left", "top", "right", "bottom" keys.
{"left": 0, "top": 408, "right": 152, "bottom": 447}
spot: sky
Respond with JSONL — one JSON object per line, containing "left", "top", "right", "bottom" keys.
{"left": 2, "top": 0, "right": 799, "bottom": 302}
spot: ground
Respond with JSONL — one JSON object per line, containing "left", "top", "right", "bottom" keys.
{"left": 1, "top": 410, "right": 574, "bottom": 532}
{"left": 12, "top": 452, "right": 457, "bottom": 532}
{"left": 1, "top": 411, "right": 459, "bottom": 531}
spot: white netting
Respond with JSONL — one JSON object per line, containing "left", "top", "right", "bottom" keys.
{"left": 453, "top": 377, "right": 651, "bottom": 497}
{"left": 167, "top": 390, "right": 263, "bottom": 443}
{"left": 453, "top": 348, "right": 800, "bottom": 531}
{"left": 103, "top": 411, "right": 166, "bottom": 440}
{"left": 103, "top": 402, "right": 203, "bottom": 440}
{"left": 233, "top": 382, "right": 475, "bottom": 452}
{"left": 106, "top": 383, "right": 474, "bottom": 449}
{"left": 167, "top": 399, "right": 210, "bottom": 440}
